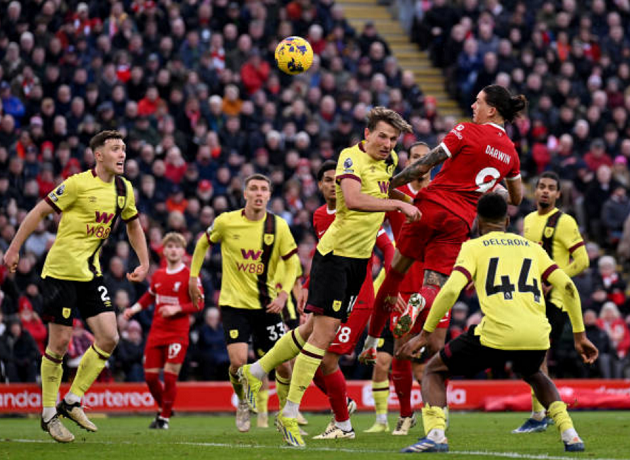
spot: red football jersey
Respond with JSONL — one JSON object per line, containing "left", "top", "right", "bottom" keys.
{"left": 386, "top": 184, "right": 424, "bottom": 294}
{"left": 419, "top": 122, "right": 521, "bottom": 227}
{"left": 313, "top": 205, "right": 336, "bottom": 240}
{"left": 138, "top": 264, "right": 201, "bottom": 346}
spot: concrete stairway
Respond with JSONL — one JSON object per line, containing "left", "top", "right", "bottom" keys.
{"left": 338, "top": 0, "right": 463, "bottom": 118}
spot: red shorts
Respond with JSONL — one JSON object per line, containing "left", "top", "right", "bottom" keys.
{"left": 144, "top": 342, "right": 188, "bottom": 369}
{"left": 397, "top": 200, "right": 470, "bottom": 276}
{"left": 389, "top": 292, "right": 451, "bottom": 333}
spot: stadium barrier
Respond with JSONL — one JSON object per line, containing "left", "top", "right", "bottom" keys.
{"left": 1, "top": 380, "right": 629, "bottom": 414}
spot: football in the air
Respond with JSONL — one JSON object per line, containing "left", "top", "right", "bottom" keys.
{"left": 274, "top": 36, "right": 314, "bottom": 75}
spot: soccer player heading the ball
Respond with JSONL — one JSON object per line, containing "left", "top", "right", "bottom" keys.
{"left": 238, "top": 107, "right": 420, "bottom": 447}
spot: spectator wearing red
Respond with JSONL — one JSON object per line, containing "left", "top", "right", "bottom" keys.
{"left": 18, "top": 297, "right": 46, "bottom": 354}
{"left": 597, "top": 302, "right": 630, "bottom": 360}
{"left": 240, "top": 49, "right": 270, "bottom": 96}
{"left": 138, "top": 86, "right": 162, "bottom": 117}
{"left": 584, "top": 138, "right": 613, "bottom": 172}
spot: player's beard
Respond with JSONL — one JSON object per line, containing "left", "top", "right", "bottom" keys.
{"left": 538, "top": 201, "right": 551, "bottom": 209}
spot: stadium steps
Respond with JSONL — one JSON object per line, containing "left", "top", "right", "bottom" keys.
{"left": 339, "top": 1, "right": 464, "bottom": 119}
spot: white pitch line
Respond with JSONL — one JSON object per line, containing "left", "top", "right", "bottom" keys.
{"left": 176, "top": 441, "right": 629, "bottom": 460}
{"left": 2, "top": 439, "right": 628, "bottom": 460}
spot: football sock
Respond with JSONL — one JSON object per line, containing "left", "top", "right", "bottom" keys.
{"left": 392, "top": 358, "right": 413, "bottom": 418}
{"left": 229, "top": 369, "right": 244, "bottom": 400}
{"left": 145, "top": 371, "right": 164, "bottom": 409}
{"left": 68, "top": 344, "right": 110, "bottom": 399}
{"left": 275, "top": 375, "right": 291, "bottom": 410}
{"left": 531, "top": 389, "right": 546, "bottom": 419}
{"left": 548, "top": 401, "right": 574, "bottom": 433}
{"left": 369, "top": 269, "right": 405, "bottom": 337}
{"left": 161, "top": 371, "right": 177, "bottom": 418}
{"left": 335, "top": 419, "right": 352, "bottom": 431}
{"left": 422, "top": 405, "right": 447, "bottom": 436}
{"left": 312, "top": 367, "right": 328, "bottom": 395}
{"left": 324, "top": 368, "right": 349, "bottom": 422}
{"left": 283, "top": 343, "right": 324, "bottom": 418}
{"left": 258, "top": 329, "right": 305, "bottom": 375}
{"left": 420, "top": 284, "right": 440, "bottom": 308}
{"left": 256, "top": 388, "right": 269, "bottom": 415}
{"left": 372, "top": 380, "right": 390, "bottom": 422}
{"left": 41, "top": 349, "right": 64, "bottom": 422}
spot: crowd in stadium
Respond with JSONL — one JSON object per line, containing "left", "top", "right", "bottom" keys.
{"left": 1, "top": 0, "right": 630, "bottom": 385}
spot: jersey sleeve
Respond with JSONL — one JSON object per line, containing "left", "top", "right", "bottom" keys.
{"left": 277, "top": 218, "right": 298, "bottom": 260}
{"left": 440, "top": 123, "right": 467, "bottom": 158}
{"left": 45, "top": 175, "right": 77, "bottom": 213}
{"left": 336, "top": 147, "right": 362, "bottom": 184}
{"left": 451, "top": 240, "right": 476, "bottom": 283}
{"left": 206, "top": 214, "right": 224, "bottom": 244}
{"left": 121, "top": 179, "right": 139, "bottom": 222}
{"left": 534, "top": 244, "right": 560, "bottom": 283}
{"left": 558, "top": 215, "right": 585, "bottom": 254}
{"left": 506, "top": 150, "right": 521, "bottom": 181}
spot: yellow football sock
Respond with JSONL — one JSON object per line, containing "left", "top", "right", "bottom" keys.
{"left": 531, "top": 388, "right": 545, "bottom": 413}
{"left": 372, "top": 380, "right": 390, "bottom": 416}
{"left": 259, "top": 329, "right": 305, "bottom": 374}
{"left": 257, "top": 388, "right": 269, "bottom": 414}
{"left": 41, "top": 349, "right": 64, "bottom": 408}
{"left": 275, "top": 375, "right": 291, "bottom": 410}
{"left": 287, "top": 343, "right": 324, "bottom": 405}
{"left": 547, "top": 401, "right": 574, "bottom": 433}
{"left": 69, "top": 344, "right": 110, "bottom": 398}
{"left": 422, "top": 404, "right": 447, "bottom": 435}
{"left": 229, "top": 370, "right": 244, "bottom": 400}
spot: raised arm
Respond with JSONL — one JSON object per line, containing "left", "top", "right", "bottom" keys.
{"left": 389, "top": 144, "right": 449, "bottom": 189}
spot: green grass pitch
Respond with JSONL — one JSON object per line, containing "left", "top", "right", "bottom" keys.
{"left": 1, "top": 411, "right": 629, "bottom": 460}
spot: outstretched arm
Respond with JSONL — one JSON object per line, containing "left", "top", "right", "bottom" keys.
{"left": 389, "top": 144, "right": 449, "bottom": 189}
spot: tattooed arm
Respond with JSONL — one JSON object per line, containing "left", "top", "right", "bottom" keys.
{"left": 390, "top": 144, "right": 449, "bottom": 189}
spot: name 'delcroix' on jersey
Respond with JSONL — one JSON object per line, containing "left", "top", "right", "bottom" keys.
{"left": 237, "top": 248, "right": 265, "bottom": 274}
{"left": 86, "top": 211, "right": 114, "bottom": 239}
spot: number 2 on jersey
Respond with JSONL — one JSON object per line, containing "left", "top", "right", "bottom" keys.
{"left": 485, "top": 257, "right": 541, "bottom": 302}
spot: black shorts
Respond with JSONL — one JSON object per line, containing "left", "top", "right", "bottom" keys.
{"left": 440, "top": 326, "right": 546, "bottom": 378}
{"left": 377, "top": 320, "right": 394, "bottom": 355}
{"left": 546, "top": 301, "right": 568, "bottom": 344}
{"left": 305, "top": 251, "right": 369, "bottom": 322}
{"left": 41, "top": 276, "right": 114, "bottom": 326}
{"left": 220, "top": 306, "right": 285, "bottom": 358}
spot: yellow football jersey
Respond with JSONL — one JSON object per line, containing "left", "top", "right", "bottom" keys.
{"left": 42, "top": 169, "right": 138, "bottom": 281}
{"left": 317, "top": 141, "right": 398, "bottom": 259}
{"left": 450, "top": 231, "right": 557, "bottom": 350}
{"left": 207, "top": 210, "right": 298, "bottom": 310}
{"left": 523, "top": 208, "right": 585, "bottom": 307}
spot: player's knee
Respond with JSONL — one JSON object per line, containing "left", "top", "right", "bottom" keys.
{"left": 98, "top": 331, "right": 119, "bottom": 353}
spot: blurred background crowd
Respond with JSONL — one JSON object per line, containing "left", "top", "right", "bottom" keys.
{"left": 1, "top": 0, "right": 630, "bottom": 385}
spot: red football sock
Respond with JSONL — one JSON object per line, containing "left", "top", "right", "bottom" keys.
{"left": 313, "top": 366, "right": 328, "bottom": 396}
{"left": 392, "top": 358, "right": 413, "bottom": 417}
{"left": 420, "top": 284, "right": 440, "bottom": 310}
{"left": 369, "top": 269, "right": 406, "bottom": 337}
{"left": 161, "top": 372, "right": 178, "bottom": 419}
{"left": 324, "top": 368, "right": 349, "bottom": 422}
{"left": 145, "top": 371, "right": 163, "bottom": 409}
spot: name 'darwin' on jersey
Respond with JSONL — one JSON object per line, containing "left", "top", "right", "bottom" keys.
{"left": 485, "top": 145, "right": 511, "bottom": 164}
